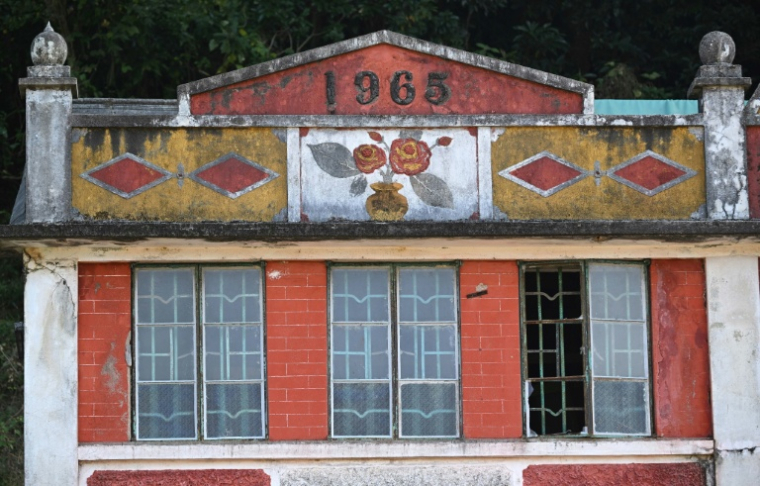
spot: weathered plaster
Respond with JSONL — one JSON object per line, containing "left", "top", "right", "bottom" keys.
{"left": 715, "top": 448, "right": 760, "bottom": 485}
{"left": 278, "top": 465, "right": 510, "bottom": 486}
{"left": 78, "top": 438, "right": 712, "bottom": 461}
{"left": 24, "top": 253, "right": 78, "bottom": 485}
{"left": 300, "top": 128, "right": 477, "bottom": 221}
{"left": 701, "top": 88, "right": 750, "bottom": 219}
{"left": 178, "top": 31, "right": 592, "bottom": 108}
{"left": 70, "top": 128, "right": 286, "bottom": 221}
{"left": 9, "top": 236, "right": 760, "bottom": 267}
{"left": 25, "top": 88, "right": 73, "bottom": 222}
{"left": 69, "top": 113, "right": 704, "bottom": 129}
{"left": 705, "top": 257, "right": 760, "bottom": 485}
{"left": 491, "top": 126, "right": 705, "bottom": 219}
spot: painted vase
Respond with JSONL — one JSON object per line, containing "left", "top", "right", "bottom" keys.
{"left": 366, "top": 182, "right": 408, "bottom": 221}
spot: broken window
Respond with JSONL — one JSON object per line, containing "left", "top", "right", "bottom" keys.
{"left": 329, "top": 265, "right": 460, "bottom": 438}
{"left": 134, "top": 265, "right": 265, "bottom": 440}
{"left": 521, "top": 262, "right": 651, "bottom": 437}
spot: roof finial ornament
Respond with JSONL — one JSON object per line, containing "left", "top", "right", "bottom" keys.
{"left": 30, "top": 21, "right": 68, "bottom": 66}
{"left": 699, "top": 31, "right": 735, "bottom": 65}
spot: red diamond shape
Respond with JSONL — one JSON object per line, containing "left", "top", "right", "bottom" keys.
{"left": 88, "top": 157, "right": 166, "bottom": 194}
{"left": 613, "top": 156, "right": 686, "bottom": 191}
{"left": 509, "top": 156, "right": 583, "bottom": 191}
{"left": 194, "top": 157, "right": 268, "bottom": 194}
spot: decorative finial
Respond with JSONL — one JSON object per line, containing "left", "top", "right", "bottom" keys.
{"left": 699, "top": 31, "right": 735, "bottom": 65}
{"left": 30, "top": 22, "right": 68, "bottom": 66}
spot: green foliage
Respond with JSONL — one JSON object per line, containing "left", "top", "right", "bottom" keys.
{"left": 0, "top": 257, "right": 23, "bottom": 486}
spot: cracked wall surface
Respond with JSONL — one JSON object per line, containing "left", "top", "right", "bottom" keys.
{"left": 24, "top": 253, "right": 78, "bottom": 486}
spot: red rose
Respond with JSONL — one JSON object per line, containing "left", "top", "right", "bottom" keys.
{"left": 353, "top": 144, "right": 387, "bottom": 174}
{"left": 389, "top": 138, "right": 432, "bottom": 176}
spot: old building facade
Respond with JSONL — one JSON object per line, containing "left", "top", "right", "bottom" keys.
{"left": 2, "top": 26, "right": 760, "bottom": 485}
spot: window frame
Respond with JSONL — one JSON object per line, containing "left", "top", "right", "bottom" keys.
{"left": 519, "top": 260, "right": 653, "bottom": 438}
{"left": 131, "top": 263, "right": 267, "bottom": 441}
{"left": 327, "top": 262, "right": 462, "bottom": 440}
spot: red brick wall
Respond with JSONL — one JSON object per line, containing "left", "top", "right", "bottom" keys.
{"left": 459, "top": 261, "right": 522, "bottom": 438}
{"left": 87, "top": 469, "right": 270, "bottom": 485}
{"left": 650, "top": 259, "right": 712, "bottom": 438}
{"left": 523, "top": 463, "right": 705, "bottom": 486}
{"left": 78, "top": 262, "right": 132, "bottom": 443}
{"left": 265, "top": 261, "right": 329, "bottom": 440}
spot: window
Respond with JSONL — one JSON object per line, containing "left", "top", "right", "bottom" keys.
{"left": 329, "top": 265, "right": 459, "bottom": 438}
{"left": 134, "top": 265, "right": 265, "bottom": 440}
{"left": 521, "top": 262, "right": 651, "bottom": 437}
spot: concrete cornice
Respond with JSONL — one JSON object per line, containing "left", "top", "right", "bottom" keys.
{"left": 2, "top": 220, "right": 760, "bottom": 246}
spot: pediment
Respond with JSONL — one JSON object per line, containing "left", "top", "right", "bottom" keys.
{"left": 179, "top": 31, "right": 592, "bottom": 116}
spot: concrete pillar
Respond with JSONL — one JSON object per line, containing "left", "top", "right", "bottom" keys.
{"left": 18, "top": 23, "right": 77, "bottom": 223}
{"left": 704, "top": 256, "right": 760, "bottom": 485}
{"left": 23, "top": 253, "right": 78, "bottom": 485}
{"left": 688, "top": 32, "right": 751, "bottom": 220}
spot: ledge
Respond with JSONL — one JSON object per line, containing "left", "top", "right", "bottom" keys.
{"left": 69, "top": 113, "right": 704, "bottom": 128}
{"left": 3, "top": 220, "right": 760, "bottom": 246}
{"left": 78, "top": 438, "right": 713, "bottom": 462}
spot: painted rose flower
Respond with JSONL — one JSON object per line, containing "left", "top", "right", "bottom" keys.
{"left": 353, "top": 144, "right": 387, "bottom": 174}
{"left": 389, "top": 138, "right": 432, "bottom": 176}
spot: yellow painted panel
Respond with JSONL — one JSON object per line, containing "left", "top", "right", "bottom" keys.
{"left": 71, "top": 128, "right": 287, "bottom": 222}
{"left": 491, "top": 127, "right": 705, "bottom": 220}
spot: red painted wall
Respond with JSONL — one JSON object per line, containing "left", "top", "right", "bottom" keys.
{"left": 747, "top": 126, "right": 760, "bottom": 218}
{"left": 650, "top": 259, "right": 712, "bottom": 438}
{"left": 460, "top": 261, "right": 522, "bottom": 438}
{"left": 191, "top": 44, "right": 584, "bottom": 116}
{"left": 78, "top": 262, "right": 132, "bottom": 443}
{"left": 87, "top": 469, "right": 270, "bottom": 485}
{"left": 523, "top": 463, "right": 705, "bottom": 486}
{"left": 265, "top": 261, "right": 329, "bottom": 440}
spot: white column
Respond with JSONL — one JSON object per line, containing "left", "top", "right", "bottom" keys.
{"left": 705, "top": 256, "right": 760, "bottom": 485}
{"left": 24, "top": 254, "right": 78, "bottom": 486}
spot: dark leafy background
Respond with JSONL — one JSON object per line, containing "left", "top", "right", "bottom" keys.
{"left": 1, "top": 1, "right": 759, "bottom": 483}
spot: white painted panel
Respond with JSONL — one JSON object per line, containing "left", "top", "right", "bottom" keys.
{"left": 301, "top": 129, "right": 478, "bottom": 221}
{"left": 705, "top": 256, "right": 760, "bottom": 450}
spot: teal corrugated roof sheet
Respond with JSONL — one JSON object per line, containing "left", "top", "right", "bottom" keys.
{"left": 594, "top": 99, "right": 699, "bottom": 115}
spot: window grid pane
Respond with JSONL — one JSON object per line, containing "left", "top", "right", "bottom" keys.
{"left": 330, "top": 265, "right": 459, "bottom": 439}
{"left": 201, "top": 267, "right": 265, "bottom": 440}
{"left": 521, "top": 262, "right": 651, "bottom": 438}
{"left": 397, "top": 268, "right": 459, "bottom": 437}
{"left": 523, "top": 265, "right": 585, "bottom": 436}
{"left": 330, "top": 268, "right": 392, "bottom": 437}
{"left": 135, "top": 268, "right": 197, "bottom": 440}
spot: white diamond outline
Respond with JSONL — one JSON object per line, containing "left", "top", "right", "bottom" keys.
{"left": 80, "top": 152, "right": 173, "bottom": 199}
{"left": 189, "top": 152, "right": 279, "bottom": 199}
{"left": 498, "top": 151, "right": 589, "bottom": 197}
{"left": 608, "top": 150, "right": 697, "bottom": 197}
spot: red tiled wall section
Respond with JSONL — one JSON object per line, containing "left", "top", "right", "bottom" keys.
{"left": 523, "top": 463, "right": 705, "bottom": 486}
{"left": 87, "top": 469, "right": 270, "bottom": 486}
{"left": 265, "top": 261, "right": 328, "bottom": 440}
{"left": 650, "top": 259, "right": 712, "bottom": 438}
{"left": 78, "top": 262, "right": 132, "bottom": 443}
{"left": 460, "top": 261, "right": 522, "bottom": 438}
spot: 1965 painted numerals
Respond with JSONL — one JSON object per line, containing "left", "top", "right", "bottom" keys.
{"left": 325, "top": 70, "right": 451, "bottom": 108}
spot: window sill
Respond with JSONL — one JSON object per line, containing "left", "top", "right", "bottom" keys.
{"left": 78, "top": 438, "right": 713, "bottom": 462}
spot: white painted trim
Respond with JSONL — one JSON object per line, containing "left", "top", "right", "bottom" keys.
{"left": 78, "top": 439, "right": 712, "bottom": 462}
{"left": 21, "top": 238, "right": 760, "bottom": 263}
{"left": 287, "top": 127, "right": 301, "bottom": 222}
{"left": 477, "top": 127, "right": 493, "bottom": 220}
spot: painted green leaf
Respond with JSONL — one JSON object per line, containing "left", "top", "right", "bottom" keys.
{"left": 410, "top": 173, "right": 454, "bottom": 209}
{"left": 349, "top": 174, "right": 368, "bottom": 196}
{"left": 308, "top": 143, "right": 361, "bottom": 178}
